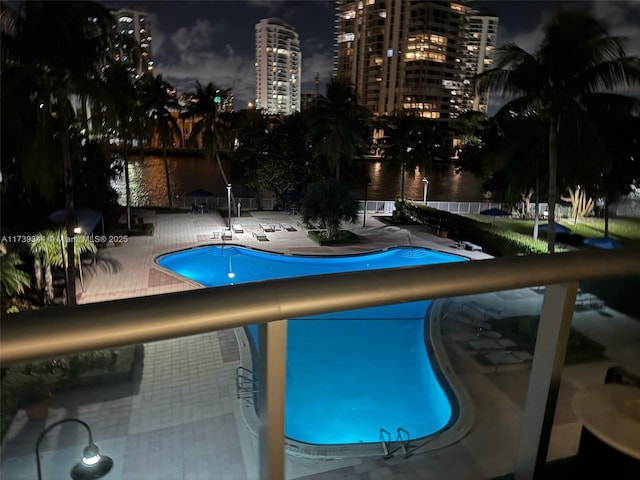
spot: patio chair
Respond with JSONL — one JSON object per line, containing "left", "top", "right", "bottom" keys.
{"left": 280, "top": 223, "right": 296, "bottom": 232}
{"left": 221, "top": 228, "right": 233, "bottom": 240}
{"left": 232, "top": 224, "right": 244, "bottom": 233}
{"left": 260, "top": 223, "right": 275, "bottom": 232}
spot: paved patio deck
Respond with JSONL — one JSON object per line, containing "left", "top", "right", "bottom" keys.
{"left": 2, "top": 209, "right": 639, "bottom": 479}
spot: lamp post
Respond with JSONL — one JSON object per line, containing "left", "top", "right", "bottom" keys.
{"left": 422, "top": 177, "right": 429, "bottom": 205}
{"left": 35, "top": 418, "right": 113, "bottom": 480}
{"left": 363, "top": 177, "right": 372, "bottom": 227}
{"left": 226, "top": 184, "right": 232, "bottom": 229}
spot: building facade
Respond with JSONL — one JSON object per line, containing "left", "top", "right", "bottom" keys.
{"left": 335, "top": 1, "right": 497, "bottom": 119}
{"left": 460, "top": 11, "right": 498, "bottom": 113}
{"left": 112, "top": 8, "right": 154, "bottom": 77}
{"left": 255, "top": 18, "right": 301, "bottom": 115}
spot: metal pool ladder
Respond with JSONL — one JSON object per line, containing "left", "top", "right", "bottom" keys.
{"left": 236, "top": 366, "right": 259, "bottom": 404}
{"left": 379, "top": 427, "right": 413, "bottom": 459}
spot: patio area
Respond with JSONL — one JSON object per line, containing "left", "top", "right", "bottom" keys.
{"left": 2, "top": 209, "right": 638, "bottom": 479}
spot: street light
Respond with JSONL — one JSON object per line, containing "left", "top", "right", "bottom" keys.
{"left": 422, "top": 177, "right": 429, "bottom": 205}
{"left": 226, "top": 184, "right": 232, "bottom": 229}
{"left": 363, "top": 177, "right": 372, "bottom": 227}
{"left": 35, "top": 418, "right": 113, "bottom": 480}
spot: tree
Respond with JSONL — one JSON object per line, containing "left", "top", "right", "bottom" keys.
{"left": 0, "top": 244, "right": 31, "bottom": 307}
{"left": 101, "top": 63, "right": 142, "bottom": 230}
{"left": 301, "top": 178, "right": 359, "bottom": 240}
{"left": 384, "top": 115, "right": 441, "bottom": 201}
{"left": 479, "top": 114, "right": 548, "bottom": 239}
{"left": 29, "top": 230, "right": 97, "bottom": 305}
{"left": 2, "top": 1, "right": 115, "bottom": 303}
{"left": 250, "top": 112, "right": 326, "bottom": 202}
{"left": 138, "top": 73, "right": 182, "bottom": 209}
{"left": 582, "top": 110, "right": 640, "bottom": 236}
{"left": 306, "top": 78, "right": 371, "bottom": 180}
{"left": 182, "top": 81, "right": 235, "bottom": 205}
{"left": 476, "top": 9, "right": 640, "bottom": 253}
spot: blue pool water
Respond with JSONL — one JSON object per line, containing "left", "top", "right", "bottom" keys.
{"left": 157, "top": 245, "right": 465, "bottom": 445}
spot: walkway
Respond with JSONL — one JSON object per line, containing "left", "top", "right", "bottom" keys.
{"left": 2, "top": 209, "right": 638, "bottom": 479}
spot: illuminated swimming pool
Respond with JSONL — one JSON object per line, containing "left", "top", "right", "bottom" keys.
{"left": 157, "top": 245, "right": 465, "bottom": 445}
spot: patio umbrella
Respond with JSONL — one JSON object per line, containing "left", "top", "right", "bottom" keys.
{"left": 583, "top": 236, "right": 623, "bottom": 249}
{"left": 480, "top": 207, "right": 510, "bottom": 224}
{"left": 539, "top": 223, "right": 572, "bottom": 234}
{"left": 480, "top": 207, "right": 510, "bottom": 217}
{"left": 186, "top": 189, "right": 214, "bottom": 198}
{"left": 48, "top": 208, "right": 104, "bottom": 235}
{"left": 186, "top": 189, "right": 214, "bottom": 208}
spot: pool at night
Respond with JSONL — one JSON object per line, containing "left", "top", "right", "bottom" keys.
{"left": 157, "top": 245, "right": 465, "bottom": 445}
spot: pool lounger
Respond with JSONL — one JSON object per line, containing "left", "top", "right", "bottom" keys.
{"left": 232, "top": 224, "right": 244, "bottom": 233}
{"left": 260, "top": 223, "right": 275, "bottom": 232}
{"left": 253, "top": 231, "right": 269, "bottom": 241}
{"left": 483, "top": 350, "right": 533, "bottom": 372}
{"left": 221, "top": 228, "right": 233, "bottom": 240}
{"left": 280, "top": 223, "right": 296, "bottom": 232}
{"left": 467, "top": 338, "right": 517, "bottom": 351}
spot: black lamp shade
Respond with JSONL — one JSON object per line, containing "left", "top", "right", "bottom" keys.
{"left": 70, "top": 445, "right": 113, "bottom": 480}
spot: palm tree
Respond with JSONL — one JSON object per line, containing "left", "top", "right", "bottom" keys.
{"left": 475, "top": 9, "right": 640, "bottom": 253}
{"left": 2, "top": 1, "right": 115, "bottom": 303}
{"left": 29, "top": 230, "right": 97, "bottom": 305}
{"left": 138, "top": 73, "right": 182, "bottom": 209}
{"left": 306, "top": 78, "right": 371, "bottom": 181}
{"left": 301, "top": 178, "right": 359, "bottom": 240}
{"left": 182, "top": 81, "right": 235, "bottom": 204}
{"left": 101, "top": 63, "right": 141, "bottom": 230}
{"left": 0, "top": 244, "right": 31, "bottom": 304}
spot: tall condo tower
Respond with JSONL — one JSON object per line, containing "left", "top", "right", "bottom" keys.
{"left": 335, "top": 0, "right": 467, "bottom": 119}
{"left": 255, "top": 18, "right": 301, "bottom": 115}
{"left": 460, "top": 11, "right": 498, "bottom": 113}
{"left": 112, "top": 8, "right": 153, "bottom": 77}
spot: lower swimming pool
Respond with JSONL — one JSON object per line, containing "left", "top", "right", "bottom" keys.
{"left": 157, "top": 245, "right": 465, "bottom": 445}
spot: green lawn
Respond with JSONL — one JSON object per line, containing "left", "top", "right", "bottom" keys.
{"left": 469, "top": 215, "right": 640, "bottom": 247}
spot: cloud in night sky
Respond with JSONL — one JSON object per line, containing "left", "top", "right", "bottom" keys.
{"left": 106, "top": 1, "right": 640, "bottom": 112}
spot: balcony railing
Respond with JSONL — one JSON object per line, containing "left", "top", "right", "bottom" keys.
{"left": 2, "top": 248, "right": 639, "bottom": 480}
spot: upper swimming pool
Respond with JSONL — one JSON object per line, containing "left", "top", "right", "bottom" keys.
{"left": 157, "top": 245, "right": 465, "bottom": 445}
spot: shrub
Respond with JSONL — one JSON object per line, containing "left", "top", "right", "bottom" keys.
{"left": 397, "top": 201, "right": 549, "bottom": 256}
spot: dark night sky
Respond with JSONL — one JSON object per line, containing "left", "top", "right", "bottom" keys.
{"left": 102, "top": 1, "right": 640, "bottom": 110}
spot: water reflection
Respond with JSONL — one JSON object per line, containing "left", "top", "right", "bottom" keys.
{"left": 112, "top": 155, "right": 486, "bottom": 207}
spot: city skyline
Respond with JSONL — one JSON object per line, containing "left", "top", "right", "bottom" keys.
{"left": 101, "top": 1, "right": 640, "bottom": 111}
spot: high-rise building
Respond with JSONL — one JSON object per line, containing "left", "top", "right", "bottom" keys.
{"left": 459, "top": 11, "right": 498, "bottom": 113}
{"left": 112, "top": 8, "right": 153, "bottom": 77}
{"left": 255, "top": 18, "right": 301, "bottom": 115}
{"left": 335, "top": 1, "right": 468, "bottom": 119}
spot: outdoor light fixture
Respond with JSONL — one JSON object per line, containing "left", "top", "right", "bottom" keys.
{"left": 226, "top": 184, "right": 232, "bottom": 229}
{"left": 35, "top": 418, "right": 113, "bottom": 480}
{"left": 363, "top": 177, "right": 372, "bottom": 227}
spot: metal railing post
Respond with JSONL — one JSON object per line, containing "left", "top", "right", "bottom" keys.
{"left": 258, "top": 319, "right": 288, "bottom": 480}
{"left": 514, "top": 282, "right": 578, "bottom": 480}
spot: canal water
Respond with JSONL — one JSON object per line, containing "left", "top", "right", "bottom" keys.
{"left": 112, "top": 155, "right": 488, "bottom": 207}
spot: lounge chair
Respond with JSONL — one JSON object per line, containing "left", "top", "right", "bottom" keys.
{"left": 280, "top": 223, "right": 296, "bottom": 232}
{"left": 259, "top": 223, "right": 275, "bottom": 232}
{"left": 467, "top": 338, "right": 517, "bottom": 351}
{"left": 483, "top": 350, "right": 533, "bottom": 372}
{"left": 232, "top": 224, "right": 243, "bottom": 233}
{"left": 221, "top": 228, "right": 233, "bottom": 240}
{"left": 253, "top": 231, "right": 268, "bottom": 241}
